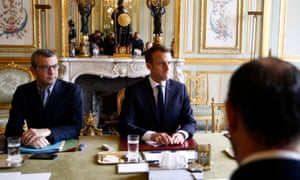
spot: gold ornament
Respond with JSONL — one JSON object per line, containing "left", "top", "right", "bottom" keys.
{"left": 117, "top": 13, "right": 131, "bottom": 27}
{"left": 146, "top": 0, "right": 170, "bottom": 8}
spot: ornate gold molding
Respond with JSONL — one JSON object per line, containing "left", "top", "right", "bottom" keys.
{"left": 184, "top": 58, "right": 249, "bottom": 65}
{"left": 173, "top": 0, "right": 181, "bottom": 58}
{"left": 0, "top": 57, "right": 31, "bottom": 64}
{"left": 61, "top": 0, "right": 69, "bottom": 57}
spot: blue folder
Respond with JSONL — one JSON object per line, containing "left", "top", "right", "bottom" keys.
{"left": 20, "top": 141, "right": 65, "bottom": 154}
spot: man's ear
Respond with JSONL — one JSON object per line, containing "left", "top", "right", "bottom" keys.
{"left": 146, "top": 62, "right": 152, "bottom": 70}
{"left": 225, "top": 100, "right": 239, "bottom": 133}
{"left": 30, "top": 66, "right": 36, "bottom": 76}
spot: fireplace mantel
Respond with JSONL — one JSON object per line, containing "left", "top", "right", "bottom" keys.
{"left": 59, "top": 56, "right": 185, "bottom": 83}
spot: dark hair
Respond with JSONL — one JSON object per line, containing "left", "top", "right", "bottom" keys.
{"left": 145, "top": 45, "right": 170, "bottom": 64}
{"left": 228, "top": 57, "right": 300, "bottom": 147}
{"left": 31, "top": 49, "right": 57, "bottom": 68}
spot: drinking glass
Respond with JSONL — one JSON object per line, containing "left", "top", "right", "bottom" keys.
{"left": 127, "top": 134, "right": 139, "bottom": 162}
{"left": 7, "top": 137, "right": 22, "bottom": 167}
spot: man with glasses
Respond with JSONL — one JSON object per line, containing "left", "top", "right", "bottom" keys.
{"left": 5, "top": 49, "right": 83, "bottom": 149}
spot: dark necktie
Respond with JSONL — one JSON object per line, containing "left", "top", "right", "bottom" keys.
{"left": 40, "top": 89, "right": 50, "bottom": 107}
{"left": 157, "top": 85, "right": 164, "bottom": 121}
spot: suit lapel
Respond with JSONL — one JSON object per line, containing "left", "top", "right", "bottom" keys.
{"left": 164, "top": 80, "right": 171, "bottom": 114}
{"left": 143, "top": 79, "right": 161, "bottom": 123}
{"left": 44, "top": 80, "right": 61, "bottom": 112}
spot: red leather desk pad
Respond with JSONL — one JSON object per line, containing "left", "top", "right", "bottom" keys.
{"left": 119, "top": 138, "right": 197, "bottom": 151}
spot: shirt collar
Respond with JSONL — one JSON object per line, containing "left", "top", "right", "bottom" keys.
{"left": 148, "top": 76, "right": 166, "bottom": 89}
{"left": 241, "top": 150, "right": 300, "bottom": 165}
{"left": 37, "top": 81, "right": 55, "bottom": 93}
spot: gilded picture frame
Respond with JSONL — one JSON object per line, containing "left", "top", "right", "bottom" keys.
{"left": 200, "top": 0, "right": 243, "bottom": 54}
{"left": 0, "top": 0, "right": 35, "bottom": 47}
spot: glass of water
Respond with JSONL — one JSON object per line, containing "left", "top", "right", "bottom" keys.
{"left": 7, "top": 137, "right": 22, "bottom": 167}
{"left": 127, "top": 134, "right": 139, "bottom": 162}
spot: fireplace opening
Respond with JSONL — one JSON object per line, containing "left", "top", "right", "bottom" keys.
{"left": 75, "top": 74, "right": 144, "bottom": 133}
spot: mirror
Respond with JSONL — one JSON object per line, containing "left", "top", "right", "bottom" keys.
{"left": 68, "top": 0, "right": 176, "bottom": 55}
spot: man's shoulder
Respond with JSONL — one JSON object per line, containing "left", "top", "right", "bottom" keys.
{"left": 17, "top": 81, "right": 35, "bottom": 90}
{"left": 167, "top": 79, "right": 185, "bottom": 87}
{"left": 55, "top": 80, "right": 80, "bottom": 90}
{"left": 126, "top": 78, "right": 147, "bottom": 90}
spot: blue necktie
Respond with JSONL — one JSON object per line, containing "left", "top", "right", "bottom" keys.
{"left": 157, "top": 85, "right": 164, "bottom": 121}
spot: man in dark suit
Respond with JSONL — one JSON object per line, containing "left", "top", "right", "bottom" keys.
{"left": 226, "top": 57, "right": 300, "bottom": 179}
{"left": 118, "top": 45, "right": 196, "bottom": 145}
{"left": 5, "top": 49, "right": 83, "bottom": 149}
{"left": 131, "top": 32, "right": 144, "bottom": 55}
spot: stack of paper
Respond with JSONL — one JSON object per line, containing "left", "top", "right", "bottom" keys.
{"left": 0, "top": 172, "right": 51, "bottom": 180}
{"left": 149, "top": 169, "right": 203, "bottom": 180}
{"left": 117, "top": 163, "right": 149, "bottom": 174}
{"left": 142, "top": 150, "right": 197, "bottom": 163}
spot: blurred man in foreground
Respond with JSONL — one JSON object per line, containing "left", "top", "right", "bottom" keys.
{"left": 226, "top": 57, "right": 300, "bottom": 179}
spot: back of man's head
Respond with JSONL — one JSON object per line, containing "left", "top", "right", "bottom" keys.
{"left": 227, "top": 57, "right": 300, "bottom": 147}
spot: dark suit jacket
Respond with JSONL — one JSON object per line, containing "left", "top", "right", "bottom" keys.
{"left": 5, "top": 80, "right": 83, "bottom": 143}
{"left": 118, "top": 77, "right": 196, "bottom": 138}
{"left": 231, "top": 159, "right": 300, "bottom": 180}
{"left": 131, "top": 39, "right": 144, "bottom": 55}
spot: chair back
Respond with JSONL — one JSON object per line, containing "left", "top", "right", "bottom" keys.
{"left": 0, "top": 62, "right": 34, "bottom": 134}
{"left": 116, "top": 88, "right": 126, "bottom": 116}
{"left": 0, "top": 62, "right": 34, "bottom": 107}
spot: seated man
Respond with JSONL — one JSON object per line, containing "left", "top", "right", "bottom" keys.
{"left": 5, "top": 49, "right": 83, "bottom": 149}
{"left": 118, "top": 45, "right": 196, "bottom": 145}
{"left": 144, "top": 41, "right": 153, "bottom": 56}
{"left": 131, "top": 32, "right": 144, "bottom": 55}
{"left": 226, "top": 57, "right": 300, "bottom": 179}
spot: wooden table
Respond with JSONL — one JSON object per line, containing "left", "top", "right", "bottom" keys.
{"left": 0, "top": 133, "right": 237, "bottom": 180}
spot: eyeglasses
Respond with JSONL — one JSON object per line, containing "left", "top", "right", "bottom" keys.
{"left": 36, "top": 64, "right": 59, "bottom": 71}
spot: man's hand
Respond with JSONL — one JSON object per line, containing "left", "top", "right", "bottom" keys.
{"left": 22, "top": 128, "right": 51, "bottom": 148}
{"left": 150, "top": 132, "right": 173, "bottom": 145}
{"left": 171, "top": 132, "right": 185, "bottom": 145}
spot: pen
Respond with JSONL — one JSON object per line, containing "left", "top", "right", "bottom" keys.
{"left": 78, "top": 143, "right": 86, "bottom": 151}
{"left": 150, "top": 150, "right": 161, "bottom": 153}
{"left": 23, "top": 119, "right": 28, "bottom": 132}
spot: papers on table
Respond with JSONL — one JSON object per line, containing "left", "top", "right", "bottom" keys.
{"left": 149, "top": 169, "right": 203, "bottom": 180}
{"left": 117, "top": 163, "right": 149, "bottom": 174}
{"left": 142, "top": 150, "right": 197, "bottom": 163}
{"left": 0, "top": 172, "right": 51, "bottom": 180}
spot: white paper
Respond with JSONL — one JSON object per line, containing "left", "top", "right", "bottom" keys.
{"left": 0, "top": 172, "right": 51, "bottom": 180}
{"left": 117, "top": 163, "right": 149, "bottom": 174}
{"left": 0, "top": 172, "right": 21, "bottom": 180}
{"left": 20, "top": 173, "right": 51, "bottom": 180}
{"left": 149, "top": 169, "right": 200, "bottom": 180}
{"left": 143, "top": 150, "right": 197, "bottom": 162}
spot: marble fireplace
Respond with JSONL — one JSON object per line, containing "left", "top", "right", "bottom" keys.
{"left": 59, "top": 57, "right": 185, "bottom": 129}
